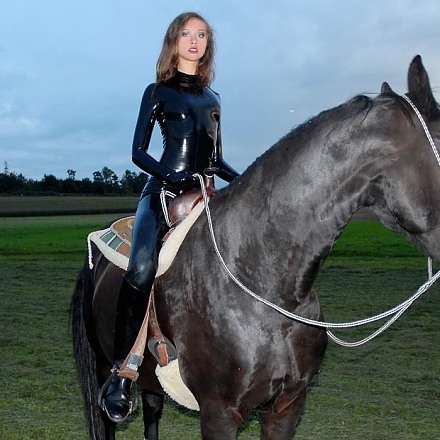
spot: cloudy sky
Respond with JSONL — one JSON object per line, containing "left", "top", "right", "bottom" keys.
{"left": 1, "top": 0, "right": 440, "bottom": 181}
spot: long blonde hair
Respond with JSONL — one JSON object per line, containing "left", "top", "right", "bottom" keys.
{"left": 156, "top": 12, "right": 215, "bottom": 88}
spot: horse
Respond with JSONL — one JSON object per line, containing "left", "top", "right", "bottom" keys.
{"left": 72, "top": 55, "right": 440, "bottom": 439}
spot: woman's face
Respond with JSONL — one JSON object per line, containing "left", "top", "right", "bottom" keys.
{"left": 177, "top": 17, "right": 208, "bottom": 71}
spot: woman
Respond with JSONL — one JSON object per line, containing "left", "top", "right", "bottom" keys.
{"left": 99, "top": 12, "right": 239, "bottom": 422}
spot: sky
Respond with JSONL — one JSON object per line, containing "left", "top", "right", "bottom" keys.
{"left": 1, "top": 0, "right": 440, "bottom": 181}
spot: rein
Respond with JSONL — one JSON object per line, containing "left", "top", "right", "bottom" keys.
{"left": 195, "top": 94, "right": 440, "bottom": 348}
{"left": 401, "top": 94, "right": 440, "bottom": 167}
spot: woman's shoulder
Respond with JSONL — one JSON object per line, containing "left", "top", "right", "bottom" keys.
{"left": 143, "top": 81, "right": 182, "bottom": 96}
{"left": 204, "top": 86, "right": 221, "bottom": 103}
{"left": 142, "top": 82, "right": 158, "bottom": 96}
{"left": 140, "top": 82, "right": 168, "bottom": 103}
{"left": 145, "top": 82, "right": 156, "bottom": 91}
{"left": 206, "top": 85, "right": 219, "bottom": 96}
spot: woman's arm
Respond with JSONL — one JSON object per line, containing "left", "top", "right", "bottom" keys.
{"left": 131, "top": 84, "right": 197, "bottom": 187}
{"left": 212, "top": 121, "right": 240, "bottom": 182}
{"left": 131, "top": 84, "right": 172, "bottom": 179}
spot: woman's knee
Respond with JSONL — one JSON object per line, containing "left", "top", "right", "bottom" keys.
{"left": 125, "top": 263, "right": 156, "bottom": 292}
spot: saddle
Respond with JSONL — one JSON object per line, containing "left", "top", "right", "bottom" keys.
{"left": 168, "top": 175, "right": 215, "bottom": 227}
{"left": 87, "top": 176, "right": 214, "bottom": 270}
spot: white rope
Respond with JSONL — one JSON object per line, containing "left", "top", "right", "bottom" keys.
{"left": 160, "top": 189, "right": 176, "bottom": 228}
{"left": 401, "top": 94, "right": 440, "bottom": 167}
{"left": 194, "top": 94, "right": 440, "bottom": 347}
{"left": 87, "top": 233, "right": 94, "bottom": 269}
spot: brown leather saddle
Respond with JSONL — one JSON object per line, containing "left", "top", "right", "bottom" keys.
{"left": 110, "top": 176, "right": 215, "bottom": 260}
{"left": 164, "top": 174, "right": 214, "bottom": 230}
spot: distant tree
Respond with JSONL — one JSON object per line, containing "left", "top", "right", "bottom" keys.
{"left": 101, "top": 166, "right": 113, "bottom": 183}
{"left": 92, "top": 170, "right": 105, "bottom": 194}
{"left": 41, "top": 174, "right": 61, "bottom": 193}
{"left": 79, "top": 177, "right": 94, "bottom": 194}
{"left": 133, "top": 172, "right": 148, "bottom": 193}
{"left": 98, "top": 166, "right": 119, "bottom": 193}
{"left": 102, "top": 167, "right": 118, "bottom": 183}
{"left": 62, "top": 177, "right": 78, "bottom": 193}
{"left": 0, "top": 168, "right": 28, "bottom": 193}
{"left": 120, "top": 169, "right": 148, "bottom": 194}
{"left": 0, "top": 165, "right": 149, "bottom": 195}
{"left": 120, "top": 170, "right": 136, "bottom": 194}
{"left": 93, "top": 170, "right": 103, "bottom": 182}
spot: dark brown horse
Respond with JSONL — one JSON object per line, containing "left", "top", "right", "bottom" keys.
{"left": 72, "top": 55, "right": 440, "bottom": 439}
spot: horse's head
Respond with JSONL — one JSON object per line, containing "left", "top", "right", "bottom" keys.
{"left": 372, "top": 55, "right": 440, "bottom": 261}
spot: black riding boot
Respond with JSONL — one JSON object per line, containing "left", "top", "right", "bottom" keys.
{"left": 98, "top": 277, "right": 150, "bottom": 423}
{"left": 98, "top": 360, "right": 134, "bottom": 423}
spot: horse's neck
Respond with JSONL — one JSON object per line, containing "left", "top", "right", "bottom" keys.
{"left": 215, "top": 136, "right": 377, "bottom": 301}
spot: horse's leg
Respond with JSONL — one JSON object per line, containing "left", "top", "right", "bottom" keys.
{"left": 141, "top": 390, "right": 164, "bottom": 440}
{"left": 104, "top": 421, "right": 116, "bottom": 440}
{"left": 199, "top": 402, "right": 243, "bottom": 439}
{"left": 257, "top": 389, "right": 306, "bottom": 440}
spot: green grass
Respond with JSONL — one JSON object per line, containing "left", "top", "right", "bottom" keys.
{"left": 0, "top": 213, "right": 439, "bottom": 439}
{"left": 0, "top": 196, "right": 139, "bottom": 217}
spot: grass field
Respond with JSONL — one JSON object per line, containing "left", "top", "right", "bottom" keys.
{"left": 0, "top": 199, "right": 439, "bottom": 439}
{"left": 0, "top": 196, "right": 139, "bottom": 217}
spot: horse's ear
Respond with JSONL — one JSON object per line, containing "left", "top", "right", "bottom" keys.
{"left": 381, "top": 82, "right": 393, "bottom": 94}
{"left": 407, "top": 55, "right": 438, "bottom": 117}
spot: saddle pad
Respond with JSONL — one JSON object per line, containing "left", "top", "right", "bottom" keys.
{"left": 156, "top": 201, "right": 204, "bottom": 276}
{"left": 155, "top": 359, "right": 199, "bottom": 411}
{"left": 87, "top": 216, "right": 134, "bottom": 270}
{"left": 87, "top": 202, "right": 205, "bottom": 272}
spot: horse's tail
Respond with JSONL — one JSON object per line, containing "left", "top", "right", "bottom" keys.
{"left": 71, "top": 257, "right": 110, "bottom": 440}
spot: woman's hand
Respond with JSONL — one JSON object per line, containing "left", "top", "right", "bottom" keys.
{"left": 166, "top": 171, "right": 199, "bottom": 190}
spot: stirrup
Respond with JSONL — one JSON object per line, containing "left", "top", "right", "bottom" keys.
{"left": 97, "top": 367, "right": 138, "bottom": 423}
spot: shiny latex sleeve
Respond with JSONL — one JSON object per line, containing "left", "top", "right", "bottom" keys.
{"left": 213, "top": 121, "right": 240, "bottom": 182}
{"left": 131, "top": 84, "right": 177, "bottom": 182}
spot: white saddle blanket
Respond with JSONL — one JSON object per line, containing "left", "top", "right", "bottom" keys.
{"left": 87, "top": 201, "right": 204, "bottom": 273}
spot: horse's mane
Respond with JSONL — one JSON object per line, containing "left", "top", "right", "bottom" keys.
{"left": 236, "top": 94, "right": 374, "bottom": 183}
{"left": 221, "top": 86, "right": 440, "bottom": 198}
{"left": 281, "top": 94, "right": 374, "bottom": 145}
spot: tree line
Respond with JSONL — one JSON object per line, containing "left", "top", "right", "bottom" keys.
{"left": 1, "top": 162, "right": 148, "bottom": 195}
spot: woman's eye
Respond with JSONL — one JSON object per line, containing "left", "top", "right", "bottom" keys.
{"left": 182, "top": 30, "right": 190, "bottom": 37}
{"left": 198, "top": 32, "right": 205, "bottom": 38}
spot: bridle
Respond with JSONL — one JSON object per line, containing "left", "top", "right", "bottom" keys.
{"left": 195, "top": 94, "right": 440, "bottom": 348}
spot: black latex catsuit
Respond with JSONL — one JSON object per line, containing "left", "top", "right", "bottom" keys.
{"left": 101, "top": 71, "right": 239, "bottom": 422}
{"left": 126, "top": 71, "right": 239, "bottom": 292}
